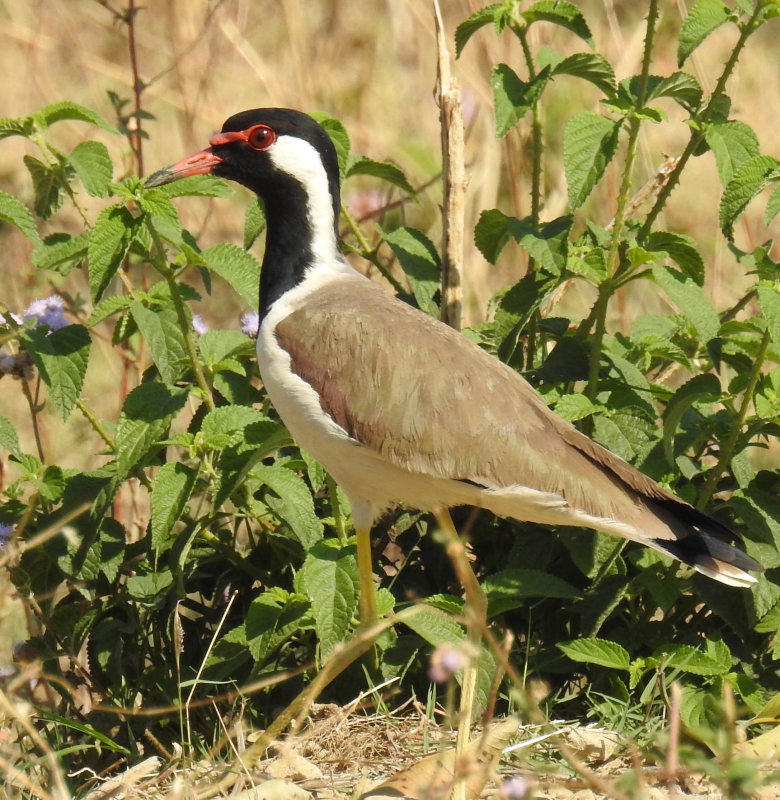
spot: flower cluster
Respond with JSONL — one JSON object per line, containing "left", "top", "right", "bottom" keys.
{"left": 0, "top": 294, "right": 69, "bottom": 332}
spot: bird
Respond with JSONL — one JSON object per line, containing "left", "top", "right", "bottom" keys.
{"left": 146, "top": 108, "right": 762, "bottom": 630}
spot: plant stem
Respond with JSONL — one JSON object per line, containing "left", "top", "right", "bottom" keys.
{"left": 640, "top": 7, "right": 763, "bottom": 237}
{"left": 145, "top": 221, "right": 215, "bottom": 411}
{"left": 585, "top": 0, "right": 659, "bottom": 406}
{"left": 697, "top": 327, "right": 771, "bottom": 509}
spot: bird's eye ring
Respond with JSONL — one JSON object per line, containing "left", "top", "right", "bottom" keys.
{"left": 246, "top": 124, "right": 277, "bottom": 150}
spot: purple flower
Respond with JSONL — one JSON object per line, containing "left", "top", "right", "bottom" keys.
{"left": 192, "top": 314, "right": 208, "bottom": 335}
{"left": 240, "top": 311, "right": 260, "bottom": 337}
{"left": 501, "top": 776, "right": 528, "bottom": 799}
{"left": 23, "top": 295, "right": 68, "bottom": 331}
{"left": 427, "top": 644, "right": 464, "bottom": 683}
{"left": 0, "top": 523, "right": 13, "bottom": 548}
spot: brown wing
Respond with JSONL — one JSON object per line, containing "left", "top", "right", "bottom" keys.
{"left": 274, "top": 277, "right": 671, "bottom": 520}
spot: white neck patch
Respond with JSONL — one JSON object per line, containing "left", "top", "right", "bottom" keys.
{"left": 268, "top": 135, "right": 343, "bottom": 269}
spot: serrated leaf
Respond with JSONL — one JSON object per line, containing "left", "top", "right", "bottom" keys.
{"left": 704, "top": 121, "right": 760, "bottom": 186}
{"left": 678, "top": 0, "right": 730, "bottom": 66}
{"left": 558, "top": 637, "right": 630, "bottom": 670}
{"left": 379, "top": 225, "right": 440, "bottom": 315}
{"left": 0, "top": 115, "right": 36, "bottom": 141}
{"left": 67, "top": 141, "right": 113, "bottom": 198}
{"left": 32, "top": 232, "right": 88, "bottom": 275}
{"left": 88, "top": 205, "right": 142, "bottom": 301}
{"left": 128, "top": 300, "right": 189, "bottom": 384}
{"left": 244, "top": 196, "right": 266, "bottom": 250}
{"left": 115, "top": 383, "right": 189, "bottom": 479}
{"left": 474, "top": 208, "right": 512, "bottom": 263}
{"left": 757, "top": 284, "right": 780, "bottom": 348}
{"left": 347, "top": 156, "right": 416, "bottom": 197}
{"left": 151, "top": 462, "right": 198, "bottom": 553}
{"left": 20, "top": 325, "right": 91, "bottom": 421}
{"left": 563, "top": 112, "right": 621, "bottom": 209}
{"left": 311, "top": 114, "right": 351, "bottom": 180}
{"left": 125, "top": 569, "right": 174, "bottom": 604}
{"left": 138, "top": 192, "right": 182, "bottom": 245}
{"left": 644, "top": 231, "right": 705, "bottom": 285}
{"left": 200, "top": 405, "right": 267, "bottom": 448}
{"left": 37, "top": 101, "right": 117, "bottom": 134}
{"left": 87, "top": 294, "right": 132, "bottom": 327}
{"left": 521, "top": 1, "right": 593, "bottom": 46}
{"left": 150, "top": 174, "right": 232, "bottom": 198}
{"left": 0, "top": 415, "right": 21, "bottom": 457}
{"left": 483, "top": 568, "right": 579, "bottom": 617}
{"left": 197, "top": 329, "right": 254, "bottom": 368}
{"left": 764, "top": 183, "right": 780, "bottom": 227}
{"left": 663, "top": 640, "right": 731, "bottom": 676}
{"left": 720, "top": 155, "right": 780, "bottom": 240}
{"left": 491, "top": 63, "right": 550, "bottom": 138}
{"left": 0, "top": 190, "right": 41, "bottom": 245}
{"left": 455, "top": 3, "right": 504, "bottom": 57}
{"left": 644, "top": 72, "right": 703, "bottom": 108}
{"left": 24, "top": 155, "right": 70, "bottom": 219}
{"left": 300, "top": 538, "right": 359, "bottom": 658}
{"left": 652, "top": 266, "right": 719, "bottom": 342}
{"left": 203, "top": 243, "right": 261, "bottom": 308}
{"left": 552, "top": 53, "right": 616, "bottom": 96}
{"left": 662, "top": 373, "right": 722, "bottom": 467}
{"left": 252, "top": 463, "right": 323, "bottom": 549}
{"left": 555, "top": 393, "right": 597, "bottom": 422}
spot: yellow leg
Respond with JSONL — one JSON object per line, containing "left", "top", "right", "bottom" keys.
{"left": 434, "top": 508, "right": 488, "bottom": 800}
{"left": 356, "top": 524, "right": 378, "bottom": 628}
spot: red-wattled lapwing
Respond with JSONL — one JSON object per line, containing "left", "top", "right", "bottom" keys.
{"left": 146, "top": 109, "right": 761, "bottom": 632}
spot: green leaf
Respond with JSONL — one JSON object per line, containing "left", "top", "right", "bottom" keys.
{"left": 379, "top": 226, "right": 440, "bottom": 315}
{"left": 455, "top": 3, "right": 504, "bottom": 57}
{"left": 299, "top": 538, "right": 359, "bottom": 658}
{"left": 757, "top": 284, "right": 780, "bottom": 348}
{"left": 67, "top": 141, "right": 113, "bottom": 198}
{"left": 125, "top": 569, "right": 174, "bottom": 604}
{"left": 200, "top": 405, "right": 267, "bottom": 448}
{"left": 644, "top": 72, "right": 703, "bottom": 108}
{"left": 521, "top": 1, "right": 593, "bottom": 46}
{"left": 563, "top": 112, "right": 622, "bottom": 209}
{"left": 37, "top": 101, "right": 117, "bottom": 134}
{"left": 251, "top": 463, "right": 324, "bottom": 549}
{"left": 764, "top": 183, "right": 780, "bottom": 228}
{"left": 652, "top": 266, "right": 720, "bottom": 342}
{"left": 35, "top": 712, "right": 130, "bottom": 755}
{"left": 0, "top": 415, "right": 21, "bottom": 457}
{"left": 151, "top": 462, "right": 198, "bottom": 553}
{"left": 87, "top": 294, "right": 131, "bottom": 327}
{"left": 662, "top": 374, "right": 722, "bottom": 467}
{"left": 88, "top": 205, "right": 142, "bottom": 301}
{"left": 311, "top": 113, "right": 351, "bottom": 180}
{"left": 128, "top": 300, "right": 189, "bottom": 385}
{"left": 20, "top": 325, "right": 91, "bottom": 421}
{"left": 678, "top": 0, "right": 730, "bottom": 66}
{"left": 552, "top": 53, "right": 616, "bottom": 96}
{"left": 483, "top": 568, "right": 579, "bottom": 616}
{"left": 0, "top": 115, "right": 36, "bottom": 141}
{"left": 0, "top": 190, "right": 41, "bottom": 245}
{"left": 491, "top": 64, "right": 550, "bottom": 138}
{"left": 151, "top": 174, "right": 232, "bottom": 198}
{"left": 704, "top": 121, "right": 760, "bottom": 186}
{"left": 24, "top": 155, "right": 70, "bottom": 219}
{"left": 115, "top": 383, "right": 189, "bottom": 479}
{"left": 197, "top": 330, "right": 254, "bottom": 370}
{"left": 32, "top": 232, "right": 88, "bottom": 275}
{"left": 555, "top": 393, "right": 597, "bottom": 422}
{"left": 244, "top": 196, "right": 266, "bottom": 250}
{"left": 203, "top": 243, "right": 261, "bottom": 308}
{"left": 663, "top": 640, "right": 732, "bottom": 676}
{"left": 138, "top": 192, "right": 182, "bottom": 245}
{"left": 558, "top": 637, "right": 630, "bottom": 670}
{"left": 644, "top": 231, "right": 705, "bottom": 285}
{"left": 347, "top": 156, "right": 416, "bottom": 197}
{"left": 474, "top": 208, "right": 513, "bottom": 263}
{"left": 719, "top": 155, "right": 780, "bottom": 240}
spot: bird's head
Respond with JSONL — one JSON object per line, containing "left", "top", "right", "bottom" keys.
{"left": 145, "top": 108, "right": 341, "bottom": 229}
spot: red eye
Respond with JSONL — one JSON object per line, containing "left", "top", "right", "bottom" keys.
{"left": 246, "top": 124, "right": 276, "bottom": 150}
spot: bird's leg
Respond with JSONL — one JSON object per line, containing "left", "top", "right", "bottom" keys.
{"left": 434, "top": 508, "right": 488, "bottom": 800}
{"left": 356, "top": 524, "right": 378, "bottom": 628}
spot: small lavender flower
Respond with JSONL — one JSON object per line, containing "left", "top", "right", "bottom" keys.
{"left": 240, "top": 310, "right": 260, "bottom": 337}
{"left": 0, "top": 523, "right": 13, "bottom": 548}
{"left": 501, "top": 776, "right": 528, "bottom": 799}
{"left": 23, "top": 295, "right": 68, "bottom": 331}
{"left": 427, "top": 644, "right": 464, "bottom": 683}
{"left": 192, "top": 314, "right": 208, "bottom": 335}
